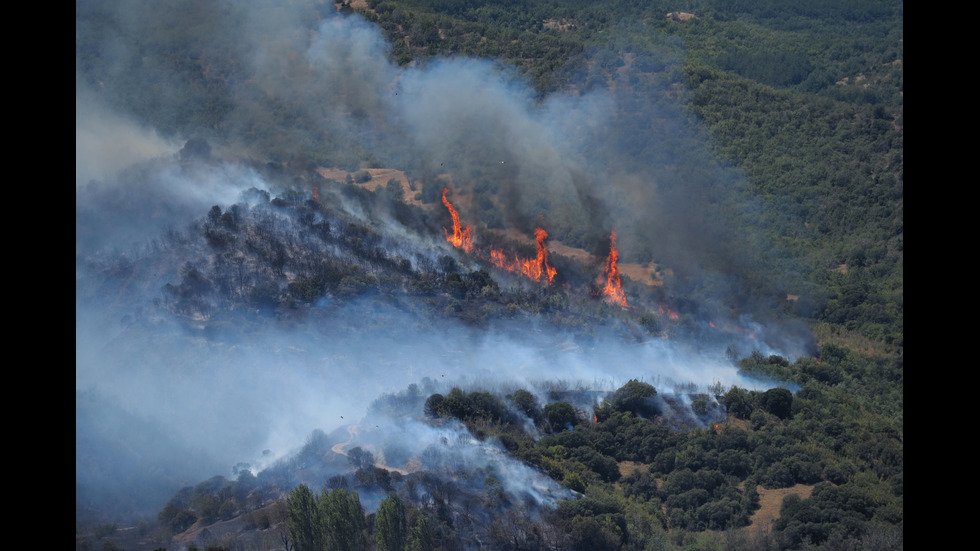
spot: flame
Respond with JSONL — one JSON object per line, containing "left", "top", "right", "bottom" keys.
{"left": 313, "top": 186, "right": 319, "bottom": 201}
{"left": 598, "top": 230, "right": 628, "bottom": 307}
{"left": 441, "top": 188, "right": 473, "bottom": 252}
{"left": 487, "top": 227, "right": 557, "bottom": 284}
{"left": 440, "top": 188, "right": 555, "bottom": 284}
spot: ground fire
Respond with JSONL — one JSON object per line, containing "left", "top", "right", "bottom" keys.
{"left": 598, "top": 230, "right": 628, "bottom": 307}
{"left": 441, "top": 188, "right": 556, "bottom": 284}
{"left": 442, "top": 188, "right": 473, "bottom": 252}
{"left": 487, "top": 227, "right": 557, "bottom": 284}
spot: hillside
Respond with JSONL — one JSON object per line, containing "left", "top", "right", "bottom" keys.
{"left": 76, "top": 1, "right": 901, "bottom": 550}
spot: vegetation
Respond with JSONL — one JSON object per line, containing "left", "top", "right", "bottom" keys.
{"left": 76, "top": 0, "right": 901, "bottom": 549}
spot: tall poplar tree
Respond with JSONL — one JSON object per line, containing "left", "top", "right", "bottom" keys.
{"left": 375, "top": 493, "right": 408, "bottom": 551}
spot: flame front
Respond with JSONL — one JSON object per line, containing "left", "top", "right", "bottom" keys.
{"left": 441, "top": 187, "right": 556, "bottom": 284}
{"left": 598, "top": 230, "right": 628, "bottom": 307}
{"left": 488, "top": 227, "right": 557, "bottom": 284}
{"left": 441, "top": 188, "right": 473, "bottom": 252}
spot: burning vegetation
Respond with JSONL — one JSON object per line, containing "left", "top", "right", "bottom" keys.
{"left": 439, "top": 188, "right": 561, "bottom": 287}
{"left": 597, "top": 230, "right": 628, "bottom": 307}
{"left": 441, "top": 187, "right": 473, "bottom": 252}
{"left": 486, "top": 226, "right": 558, "bottom": 284}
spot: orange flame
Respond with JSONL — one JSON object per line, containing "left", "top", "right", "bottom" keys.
{"left": 598, "top": 230, "right": 628, "bottom": 307}
{"left": 441, "top": 188, "right": 473, "bottom": 252}
{"left": 313, "top": 186, "right": 319, "bottom": 201}
{"left": 488, "top": 227, "right": 557, "bottom": 284}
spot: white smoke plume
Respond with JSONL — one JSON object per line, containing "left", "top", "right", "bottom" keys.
{"left": 76, "top": 4, "right": 812, "bottom": 525}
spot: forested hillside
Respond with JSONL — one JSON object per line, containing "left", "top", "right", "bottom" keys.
{"left": 76, "top": 0, "right": 901, "bottom": 550}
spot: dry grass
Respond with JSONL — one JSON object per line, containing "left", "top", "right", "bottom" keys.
{"left": 747, "top": 484, "right": 814, "bottom": 533}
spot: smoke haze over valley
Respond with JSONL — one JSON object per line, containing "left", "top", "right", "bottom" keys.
{"left": 75, "top": 1, "right": 837, "bottom": 541}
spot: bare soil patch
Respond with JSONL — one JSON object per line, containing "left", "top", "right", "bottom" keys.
{"left": 747, "top": 483, "right": 814, "bottom": 534}
{"left": 617, "top": 460, "right": 647, "bottom": 478}
{"left": 316, "top": 167, "right": 427, "bottom": 208}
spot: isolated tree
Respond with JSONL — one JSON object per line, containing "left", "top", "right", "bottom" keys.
{"left": 375, "top": 493, "right": 408, "bottom": 551}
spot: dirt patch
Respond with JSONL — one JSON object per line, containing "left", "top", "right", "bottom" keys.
{"left": 617, "top": 460, "right": 647, "bottom": 478}
{"left": 546, "top": 239, "right": 663, "bottom": 286}
{"left": 543, "top": 18, "right": 575, "bottom": 31}
{"left": 747, "top": 483, "right": 814, "bottom": 533}
{"left": 316, "top": 167, "right": 427, "bottom": 208}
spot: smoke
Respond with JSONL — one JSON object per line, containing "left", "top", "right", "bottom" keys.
{"left": 76, "top": 89, "right": 178, "bottom": 187}
{"left": 76, "top": 2, "right": 814, "bottom": 526}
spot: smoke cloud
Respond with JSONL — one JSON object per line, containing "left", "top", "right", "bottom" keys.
{"left": 76, "top": 3, "right": 813, "bottom": 525}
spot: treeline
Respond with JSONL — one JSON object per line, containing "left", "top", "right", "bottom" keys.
{"left": 159, "top": 342, "right": 901, "bottom": 550}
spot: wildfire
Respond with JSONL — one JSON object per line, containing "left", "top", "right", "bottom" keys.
{"left": 441, "top": 187, "right": 557, "bottom": 284}
{"left": 488, "top": 227, "right": 557, "bottom": 284}
{"left": 598, "top": 230, "right": 628, "bottom": 307}
{"left": 441, "top": 188, "right": 473, "bottom": 252}
{"left": 313, "top": 186, "right": 319, "bottom": 201}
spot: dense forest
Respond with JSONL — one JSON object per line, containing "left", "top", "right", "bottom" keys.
{"left": 76, "top": 0, "right": 901, "bottom": 550}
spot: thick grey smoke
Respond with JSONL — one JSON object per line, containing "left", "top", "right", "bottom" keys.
{"left": 76, "top": 4, "right": 811, "bottom": 525}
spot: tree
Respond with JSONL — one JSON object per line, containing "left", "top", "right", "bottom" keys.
{"left": 759, "top": 388, "right": 793, "bottom": 419}
{"left": 721, "top": 386, "right": 755, "bottom": 419}
{"left": 606, "top": 379, "right": 658, "bottom": 417}
{"left": 347, "top": 446, "right": 376, "bottom": 470}
{"left": 544, "top": 401, "right": 577, "bottom": 431}
{"left": 406, "top": 514, "right": 435, "bottom": 551}
{"left": 287, "top": 484, "right": 322, "bottom": 551}
{"left": 320, "top": 488, "right": 366, "bottom": 551}
{"left": 375, "top": 493, "right": 408, "bottom": 551}
{"left": 511, "top": 389, "right": 541, "bottom": 421}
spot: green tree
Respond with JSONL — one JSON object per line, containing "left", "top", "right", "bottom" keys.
{"left": 320, "top": 488, "right": 366, "bottom": 551}
{"left": 511, "top": 388, "right": 541, "bottom": 420}
{"left": 375, "top": 493, "right": 408, "bottom": 551}
{"left": 406, "top": 514, "right": 435, "bottom": 551}
{"left": 544, "top": 401, "right": 577, "bottom": 431}
{"left": 721, "top": 386, "right": 755, "bottom": 419}
{"left": 287, "top": 484, "right": 322, "bottom": 551}
{"left": 759, "top": 388, "right": 793, "bottom": 419}
{"left": 605, "top": 379, "right": 658, "bottom": 417}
